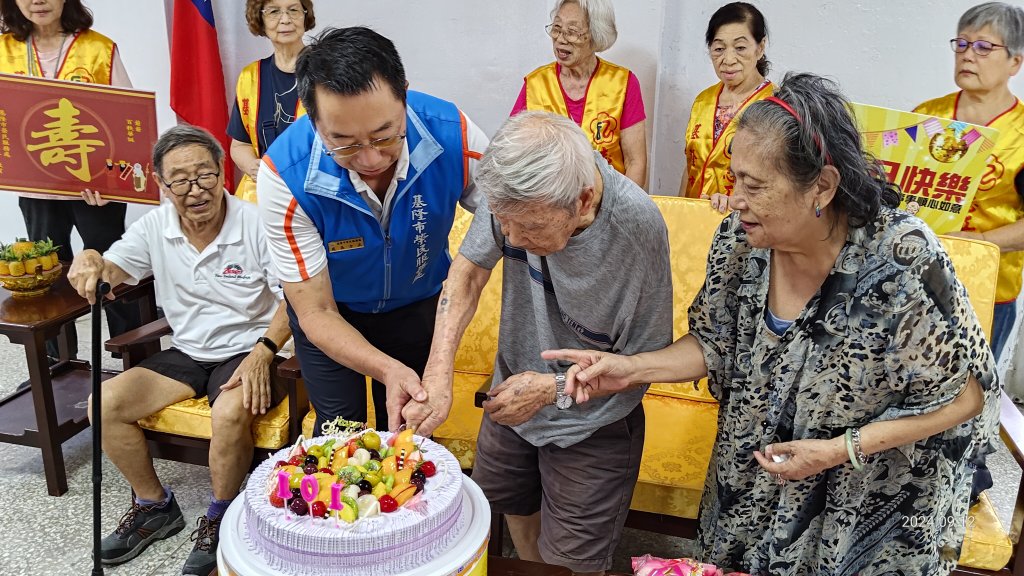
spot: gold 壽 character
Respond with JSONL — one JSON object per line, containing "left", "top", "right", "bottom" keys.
{"left": 26, "top": 98, "right": 105, "bottom": 182}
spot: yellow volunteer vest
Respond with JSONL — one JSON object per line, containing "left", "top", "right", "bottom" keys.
{"left": 0, "top": 29, "right": 113, "bottom": 84}
{"left": 524, "top": 58, "right": 629, "bottom": 173}
{"left": 684, "top": 81, "right": 773, "bottom": 198}
{"left": 914, "top": 92, "right": 1024, "bottom": 303}
{"left": 234, "top": 59, "right": 307, "bottom": 203}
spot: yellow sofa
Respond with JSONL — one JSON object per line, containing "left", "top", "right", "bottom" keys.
{"left": 295, "top": 197, "right": 1014, "bottom": 572}
{"left": 103, "top": 318, "right": 308, "bottom": 467}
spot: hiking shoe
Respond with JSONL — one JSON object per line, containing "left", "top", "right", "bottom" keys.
{"left": 181, "top": 515, "right": 221, "bottom": 576}
{"left": 99, "top": 493, "right": 186, "bottom": 565}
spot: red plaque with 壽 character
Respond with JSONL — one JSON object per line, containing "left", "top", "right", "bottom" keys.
{"left": 0, "top": 73, "right": 160, "bottom": 205}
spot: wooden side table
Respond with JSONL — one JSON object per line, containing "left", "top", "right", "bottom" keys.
{"left": 0, "top": 273, "right": 156, "bottom": 496}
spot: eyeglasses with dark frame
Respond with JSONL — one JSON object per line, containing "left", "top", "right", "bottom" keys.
{"left": 262, "top": 6, "right": 306, "bottom": 23}
{"left": 323, "top": 133, "right": 407, "bottom": 159}
{"left": 950, "top": 37, "right": 1007, "bottom": 56}
{"left": 545, "top": 23, "right": 588, "bottom": 44}
{"left": 159, "top": 171, "right": 221, "bottom": 196}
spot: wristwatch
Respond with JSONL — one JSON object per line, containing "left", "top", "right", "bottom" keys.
{"left": 554, "top": 372, "right": 573, "bottom": 410}
{"left": 256, "top": 336, "right": 279, "bottom": 355}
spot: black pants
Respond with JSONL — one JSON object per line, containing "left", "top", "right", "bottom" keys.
{"left": 19, "top": 197, "right": 141, "bottom": 357}
{"left": 287, "top": 293, "right": 439, "bottom": 436}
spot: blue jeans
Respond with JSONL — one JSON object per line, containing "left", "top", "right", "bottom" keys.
{"left": 991, "top": 300, "right": 1018, "bottom": 362}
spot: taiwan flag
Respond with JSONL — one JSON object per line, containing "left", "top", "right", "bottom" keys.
{"left": 170, "top": 0, "right": 233, "bottom": 190}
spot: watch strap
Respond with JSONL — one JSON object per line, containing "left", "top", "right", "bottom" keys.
{"left": 256, "top": 336, "right": 279, "bottom": 355}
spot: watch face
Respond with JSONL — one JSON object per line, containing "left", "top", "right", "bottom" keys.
{"left": 556, "top": 394, "right": 573, "bottom": 410}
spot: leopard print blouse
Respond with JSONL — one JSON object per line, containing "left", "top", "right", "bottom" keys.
{"left": 689, "top": 208, "right": 1000, "bottom": 575}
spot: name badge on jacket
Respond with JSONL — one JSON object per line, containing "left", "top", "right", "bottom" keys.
{"left": 328, "top": 237, "right": 365, "bottom": 252}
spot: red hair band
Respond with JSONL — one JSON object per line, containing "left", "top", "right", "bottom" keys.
{"left": 764, "top": 96, "right": 833, "bottom": 166}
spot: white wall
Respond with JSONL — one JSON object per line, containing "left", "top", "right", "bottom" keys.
{"left": 2, "top": 0, "right": 1023, "bottom": 241}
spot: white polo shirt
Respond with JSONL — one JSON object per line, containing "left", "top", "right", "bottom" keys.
{"left": 105, "top": 194, "right": 283, "bottom": 362}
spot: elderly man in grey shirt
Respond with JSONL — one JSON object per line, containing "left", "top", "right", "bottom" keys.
{"left": 401, "top": 111, "right": 672, "bottom": 575}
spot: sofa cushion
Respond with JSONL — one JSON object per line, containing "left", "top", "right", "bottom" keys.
{"left": 957, "top": 491, "right": 1012, "bottom": 570}
{"left": 138, "top": 395, "right": 292, "bottom": 450}
{"left": 631, "top": 393, "right": 718, "bottom": 519}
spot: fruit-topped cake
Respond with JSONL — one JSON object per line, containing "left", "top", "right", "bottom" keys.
{"left": 242, "top": 420, "right": 465, "bottom": 575}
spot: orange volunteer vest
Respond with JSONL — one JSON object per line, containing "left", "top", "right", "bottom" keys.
{"left": 684, "top": 81, "right": 773, "bottom": 198}
{"left": 233, "top": 59, "right": 307, "bottom": 203}
{"left": 0, "top": 29, "right": 114, "bottom": 84}
{"left": 525, "top": 58, "right": 629, "bottom": 173}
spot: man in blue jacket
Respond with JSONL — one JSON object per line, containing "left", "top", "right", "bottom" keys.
{"left": 258, "top": 27, "right": 487, "bottom": 434}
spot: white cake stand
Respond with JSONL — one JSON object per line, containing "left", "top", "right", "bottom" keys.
{"left": 218, "top": 476, "right": 491, "bottom": 576}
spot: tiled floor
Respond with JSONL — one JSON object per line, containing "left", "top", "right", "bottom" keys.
{"left": 0, "top": 315, "right": 1018, "bottom": 575}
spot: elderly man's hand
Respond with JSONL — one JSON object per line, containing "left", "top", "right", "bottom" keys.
{"left": 482, "top": 371, "right": 554, "bottom": 426}
{"left": 383, "top": 363, "right": 428, "bottom": 432}
{"left": 220, "top": 345, "right": 275, "bottom": 415}
{"left": 401, "top": 365, "right": 453, "bottom": 436}
{"left": 753, "top": 438, "right": 848, "bottom": 482}
{"left": 67, "top": 249, "right": 115, "bottom": 304}
{"left": 540, "top": 349, "right": 637, "bottom": 404}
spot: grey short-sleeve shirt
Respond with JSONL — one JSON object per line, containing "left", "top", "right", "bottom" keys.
{"left": 459, "top": 153, "right": 673, "bottom": 448}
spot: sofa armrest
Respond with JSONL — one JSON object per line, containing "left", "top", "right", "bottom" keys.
{"left": 278, "top": 355, "right": 303, "bottom": 380}
{"left": 105, "top": 317, "right": 172, "bottom": 353}
{"left": 276, "top": 356, "right": 308, "bottom": 442}
{"left": 1000, "top": 391, "right": 1024, "bottom": 470}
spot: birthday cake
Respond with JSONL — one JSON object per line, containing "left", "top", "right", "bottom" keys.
{"left": 241, "top": 425, "right": 466, "bottom": 575}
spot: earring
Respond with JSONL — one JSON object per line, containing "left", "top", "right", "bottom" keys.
{"left": 815, "top": 204, "right": 821, "bottom": 218}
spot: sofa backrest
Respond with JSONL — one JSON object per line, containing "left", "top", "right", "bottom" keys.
{"left": 445, "top": 201, "right": 1001, "bottom": 386}
{"left": 939, "top": 235, "right": 998, "bottom": 340}
{"left": 448, "top": 207, "right": 504, "bottom": 375}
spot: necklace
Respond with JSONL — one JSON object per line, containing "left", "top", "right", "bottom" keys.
{"left": 27, "top": 32, "right": 71, "bottom": 78}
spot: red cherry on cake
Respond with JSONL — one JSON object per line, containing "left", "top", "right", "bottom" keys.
{"left": 269, "top": 494, "right": 285, "bottom": 508}
{"left": 274, "top": 460, "right": 288, "bottom": 469}
{"left": 318, "top": 467, "right": 333, "bottom": 474}
{"left": 287, "top": 455, "right": 304, "bottom": 467}
{"left": 418, "top": 461, "right": 436, "bottom": 477}
{"left": 310, "top": 501, "right": 328, "bottom": 518}
{"left": 378, "top": 495, "right": 398, "bottom": 513}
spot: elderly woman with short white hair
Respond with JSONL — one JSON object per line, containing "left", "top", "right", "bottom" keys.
{"left": 511, "top": 0, "right": 648, "bottom": 188}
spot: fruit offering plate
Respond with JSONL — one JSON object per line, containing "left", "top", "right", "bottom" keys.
{"left": 0, "top": 239, "right": 63, "bottom": 298}
{"left": 241, "top": 430, "right": 466, "bottom": 575}
{"left": 0, "top": 263, "right": 63, "bottom": 298}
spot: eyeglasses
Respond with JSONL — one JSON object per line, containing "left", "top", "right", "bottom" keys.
{"left": 323, "top": 133, "right": 407, "bottom": 159}
{"left": 950, "top": 38, "right": 1007, "bottom": 56}
{"left": 159, "top": 171, "right": 220, "bottom": 196}
{"left": 262, "top": 6, "right": 306, "bottom": 23}
{"left": 545, "top": 24, "right": 588, "bottom": 44}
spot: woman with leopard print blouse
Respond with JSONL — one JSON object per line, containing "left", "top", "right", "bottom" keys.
{"left": 545, "top": 72, "right": 1000, "bottom": 575}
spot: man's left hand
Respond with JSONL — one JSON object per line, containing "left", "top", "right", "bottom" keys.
{"left": 482, "top": 371, "right": 555, "bottom": 426}
{"left": 753, "top": 438, "right": 848, "bottom": 482}
{"left": 221, "top": 345, "right": 275, "bottom": 415}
